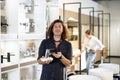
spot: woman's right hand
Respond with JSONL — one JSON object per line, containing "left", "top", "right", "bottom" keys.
{"left": 39, "top": 56, "right": 53, "bottom": 64}
{"left": 44, "top": 57, "right": 53, "bottom": 64}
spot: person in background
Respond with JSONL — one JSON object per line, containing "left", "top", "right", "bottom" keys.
{"left": 76, "top": 29, "right": 104, "bottom": 74}
{"left": 37, "top": 19, "right": 73, "bottom": 80}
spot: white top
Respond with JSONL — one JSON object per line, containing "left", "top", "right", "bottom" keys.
{"left": 82, "top": 36, "right": 105, "bottom": 51}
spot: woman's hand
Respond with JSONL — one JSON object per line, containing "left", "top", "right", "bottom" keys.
{"left": 40, "top": 56, "right": 53, "bottom": 64}
{"left": 52, "top": 52, "right": 72, "bottom": 67}
{"left": 44, "top": 58, "right": 53, "bottom": 64}
{"left": 52, "top": 52, "right": 62, "bottom": 59}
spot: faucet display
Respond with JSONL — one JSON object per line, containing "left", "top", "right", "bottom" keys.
{"left": 1, "top": 52, "right": 15, "bottom": 63}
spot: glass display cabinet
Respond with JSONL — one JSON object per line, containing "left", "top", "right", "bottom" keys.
{"left": 0, "top": 0, "right": 60, "bottom": 80}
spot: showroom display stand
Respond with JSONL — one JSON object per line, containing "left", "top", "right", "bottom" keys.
{"left": 0, "top": 0, "right": 59, "bottom": 80}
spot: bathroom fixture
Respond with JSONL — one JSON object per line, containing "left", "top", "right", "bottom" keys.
{"left": 1, "top": 52, "right": 15, "bottom": 63}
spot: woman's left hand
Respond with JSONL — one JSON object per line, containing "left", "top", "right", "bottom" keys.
{"left": 52, "top": 52, "right": 62, "bottom": 59}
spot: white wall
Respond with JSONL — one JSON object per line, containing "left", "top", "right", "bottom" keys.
{"left": 108, "top": 1, "right": 120, "bottom": 56}
{"left": 98, "top": 1, "right": 120, "bottom": 56}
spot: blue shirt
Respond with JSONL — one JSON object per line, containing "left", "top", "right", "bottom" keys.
{"left": 37, "top": 38, "right": 72, "bottom": 80}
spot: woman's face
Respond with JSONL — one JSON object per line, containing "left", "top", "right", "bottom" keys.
{"left": 85, "top": 33, "right": 91, "bottom": 39}
{"left": 52, "top": 22, "right": 63, "bottom": 36}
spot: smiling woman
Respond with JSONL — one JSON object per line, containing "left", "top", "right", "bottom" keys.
{"left": 52, "top": 22, "right": 63, "bottom": 37}
{"left": 37, "top": 19, "right": 73, "bottom": 80}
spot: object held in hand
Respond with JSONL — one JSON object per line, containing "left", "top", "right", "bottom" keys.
{"left": 40, "top": 57, "right": 53, "bottom": 62}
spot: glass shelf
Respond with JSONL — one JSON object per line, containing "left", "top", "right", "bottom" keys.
{"left": 18, "top": 34, "right": 45, "bottom": 40}
{"left": 0, "top": 34, "right": 18, "bottom": 40}
{"left": 1, "top": 62, "right": 18, "bottom": 68}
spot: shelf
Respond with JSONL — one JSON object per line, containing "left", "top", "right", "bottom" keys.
{"left": 18, "top": 34, "right": 45, "bottom": 40}
{"left": 1, "top": 62, "right": 18, "bottom": 72}
{"left": 20, "top": 60, "right": 37, "bottom": 67}
{"left": 1, "top": 57, "right": 37, "bottom": 72}
{"left": 1, "top": 62, "right": 18, "bottom": 68}
{"left": 0, "top": 34, "right": 45, "bottom": 40}
{"left": 0, "top": 34, "right": 18, "bottom": 40}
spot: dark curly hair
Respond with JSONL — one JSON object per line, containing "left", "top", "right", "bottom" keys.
{"left": 46, "top": 19, "right": 69, "bottom": 40}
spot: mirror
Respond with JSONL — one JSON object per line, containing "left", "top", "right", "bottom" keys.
{"left": 67, "top": 17, "right": 79, "bottom": 49}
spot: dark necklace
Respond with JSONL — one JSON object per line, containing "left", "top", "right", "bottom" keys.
{"left": 54, "top": 39, "right": 62, "bottom": 42}
{"left": 54, "top": 40, "right": 61, "bottom": 42}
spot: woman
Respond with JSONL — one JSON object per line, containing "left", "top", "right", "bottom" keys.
{"left": 77, "top": 29, "right": 104, "bottom": 74}
{"left": 37, "top": 19, "right": 73, "bottom": 80}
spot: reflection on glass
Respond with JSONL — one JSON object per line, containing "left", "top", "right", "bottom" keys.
{"left": 1, "top": 73, "right": 8, "bottom": 80}
{"left": 67, "top": 20, "right": 79, "bottom": 49}
{"left": 20, "top": 65, "right": 36, "bottom": 80}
